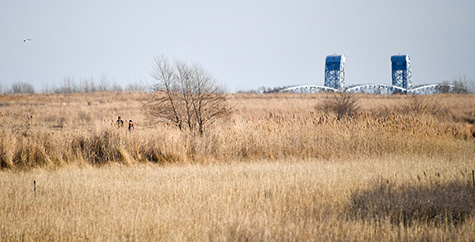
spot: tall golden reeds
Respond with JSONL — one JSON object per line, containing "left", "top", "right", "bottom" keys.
{"left": 1, "top": 92, "right": 475, "bottom": 241}
{"left": 0, "top": 92, "right": 474, "bottom": 169}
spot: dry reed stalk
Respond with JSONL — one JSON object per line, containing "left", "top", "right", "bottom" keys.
{"left": 1, "top": 157, "right": 474, "bottom": 241}
{"left": 0, "top": 93, "right": 474, "bottom": 168}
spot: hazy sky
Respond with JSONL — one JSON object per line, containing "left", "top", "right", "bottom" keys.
{"left": 1, "top": 0, "right": 474, "bottom": 92}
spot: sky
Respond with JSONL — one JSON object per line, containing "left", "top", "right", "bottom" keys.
{"left": 1, "top": 0, "right": 474, "bottom": 92}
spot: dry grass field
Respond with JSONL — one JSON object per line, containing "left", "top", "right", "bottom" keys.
{"left": 1, "top": 92, "right": 475, "bottom": 241}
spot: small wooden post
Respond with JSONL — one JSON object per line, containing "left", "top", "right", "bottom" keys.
{"left": 34, "top": 180, "right": 36, "bottom": 197}
{"left": 472, "top": 170, "right": 474, "bottom": 187}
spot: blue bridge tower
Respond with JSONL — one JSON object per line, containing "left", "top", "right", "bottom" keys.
{"left": 324, "top": 55, "right": 346, "bottom": 90}
{"left": 391, "top": 55, "right": 412, "bottom": 90}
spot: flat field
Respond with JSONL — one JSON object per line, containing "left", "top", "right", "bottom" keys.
{"left": 1, "top": 92, "right": 475, "bottom": 241}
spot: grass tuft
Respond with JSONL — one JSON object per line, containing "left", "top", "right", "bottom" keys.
{"left": 348, "top": 180, "right": 475, "bottom": 227}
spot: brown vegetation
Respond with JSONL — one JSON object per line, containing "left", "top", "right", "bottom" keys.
{"left": 317, "top": 91, "right": 360, "bottom": 120}
{"left": 349, "top": 180, "right": 475, "bottom": 226}
{"left": 1, "top": 92, "right": 475, "bottom": 241}
{"left": 0, "top": 92, "right": 474, "bottom": 169}
{"left": 1, "top": 158, "right": 474, "bottom": 241}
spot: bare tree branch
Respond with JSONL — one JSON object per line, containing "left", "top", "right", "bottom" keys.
{"left": 145, "top": 56, "right": 230, "bottom": 135}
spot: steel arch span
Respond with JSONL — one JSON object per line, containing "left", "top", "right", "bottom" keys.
{"left": 409, "top": 84, "right": 469, "bottom": 94}
{"left": 280, "top": 85, "right": 338, "bottom": 94}
{"left": 346, "top": 84, "right": 406, "bottom": 94}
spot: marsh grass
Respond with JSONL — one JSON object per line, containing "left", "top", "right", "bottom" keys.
{"left": 1, "top": 92, "right": 475, "bottom": 241}
{"left": 1, "top": 157, "right": 475, "bottom": 241}
{"left": 349, "top": 180, "right": 475, "bottom": 227}
{"left": 1, "top": 93, "right": 474, "bottom": 169}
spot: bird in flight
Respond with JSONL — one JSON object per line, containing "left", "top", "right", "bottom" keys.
{"left": 23, "top": 39, "right": 32, "bottom": 43}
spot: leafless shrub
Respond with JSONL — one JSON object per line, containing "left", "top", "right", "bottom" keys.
{"left": 145, "top": 56, "right": 230, "bottom": 135}
{"left": 46, "top": 76, "right": 123, "bottom": 94}
{"left": 11, "top": 82, "right": 35, "bottom": 94}
{"left": 400, "top": 95, "right": 449, "bottom": 118}
{"left": 125, "top": 81, "right": 146, "bottom": 92}
{"left": 316, "top": 91, "right": 360, "bottom": 120}
{"left": 440, "top": 75, "right": 474, "bottom": 94}
{"left": 54, "top": 76, "right": 78, "bottom": 93}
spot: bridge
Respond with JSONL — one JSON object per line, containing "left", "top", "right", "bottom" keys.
{"left": 276, "top": 55, "right": 468, "bottom": 95}
{"left": 279, "top": 85, "right": 338, "bottom": 94}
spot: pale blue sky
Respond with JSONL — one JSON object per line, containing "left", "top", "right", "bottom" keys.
{"left": 1, "top": 0, "right": 474, "bottom": 92}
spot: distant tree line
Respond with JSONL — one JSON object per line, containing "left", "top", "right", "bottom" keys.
{"left": 0, "top": 76, "right": 146, "bottom": 95}
{"left": 438, "top": 75, "right": 475, "bottom": 94}
{"left": 1, "top": 75, "right": 474, "bottom": 95}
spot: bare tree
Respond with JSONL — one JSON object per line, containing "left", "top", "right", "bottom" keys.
{"left": 55, "top": 76, "right": 78, "bottom": 93}
{"left": 452, "top": 75, "right": 474, "bottom": 94}
{"left": 439, "top": 75, "right": 474, "bottom": 94}
{"left": 125, "top": 81, "right": 146, "bottom": 92}
{"left": 146, "top": 56, "right": 229, "bottom": 135}
{"left": 79, "top": 76, "right": 96, "bottom": 93}
{"left": 98, "top": 75, "right": 111, "bottom": 92}
{"left": 11, "top": 81, "right": 35, "bottom": 94}
{"left": 317, "top": 90, "right": 360, "bottom": 120}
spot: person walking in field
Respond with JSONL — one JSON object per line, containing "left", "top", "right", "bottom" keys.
{"left": 128, "top": 120, "right": 135, "bottom": 132}
{"left": 116, "top": 116, "right": 124, "bottom": 128}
